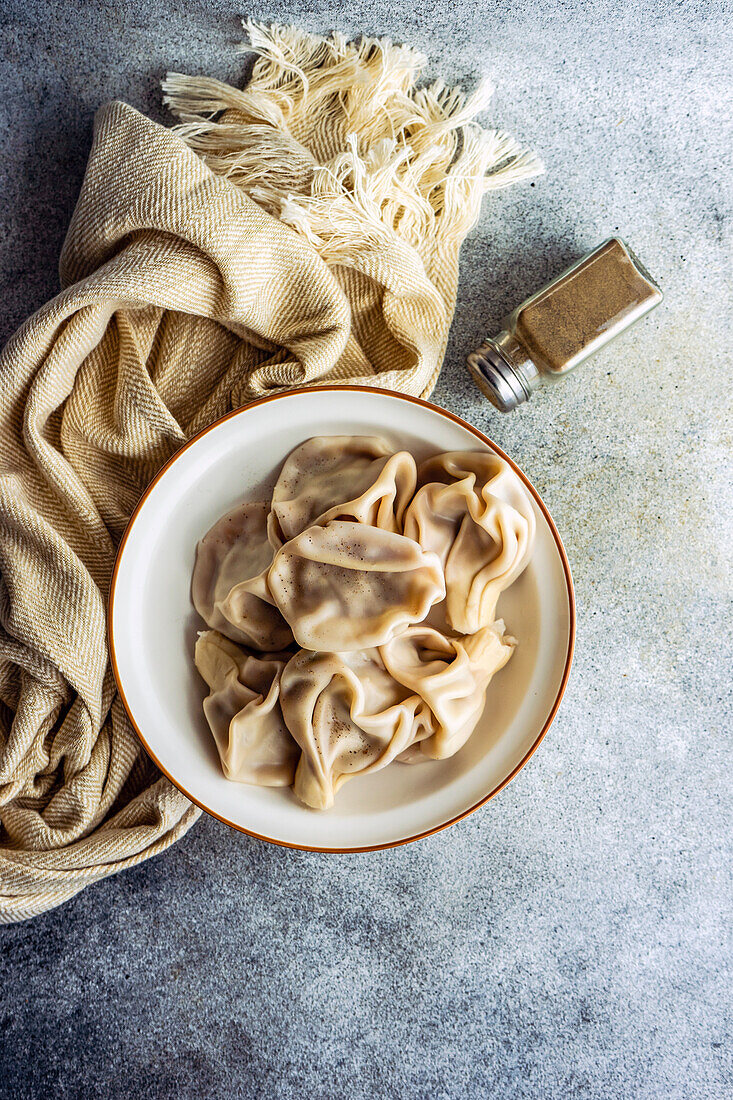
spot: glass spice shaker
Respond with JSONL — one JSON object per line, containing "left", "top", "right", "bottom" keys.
{"left": 467, "top": 238, "right": 663, "bottom": 411}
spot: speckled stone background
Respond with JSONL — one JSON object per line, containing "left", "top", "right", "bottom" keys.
{"left": 1, "top": 1, "right": 731, "bottom": 1097}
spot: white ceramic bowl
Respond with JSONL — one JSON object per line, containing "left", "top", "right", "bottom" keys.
{"left": 109, "top": 387, "right": 574, "bottom": 851}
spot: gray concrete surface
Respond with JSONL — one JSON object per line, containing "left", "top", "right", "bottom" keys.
{"left": 1, "top": 1, "right": 731, "bottom": 1097}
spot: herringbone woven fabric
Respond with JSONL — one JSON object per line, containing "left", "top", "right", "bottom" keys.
{"left": 0, "top": 25, "right": 539, "bottom": 922}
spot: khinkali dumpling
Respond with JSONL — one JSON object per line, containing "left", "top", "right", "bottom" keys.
{"left": 404, "top": 451, "right": 535, "bottom": 634}
{"left": 192, "top": 501, "right": 294, "bottom": 651}
{"left": 280, "top": 648, "right": 433, "bottom": 809}
{"left": 269, "top": 436, "right": 416, "bottom": 543}
{"left": 268, "top": 520, "right": 445, "bottom": 651}
{"left": 380, "top": 623, "right": 514, "bottom": 761}
{"left": 194, "top": 630, "right": 299, "bottom": 786}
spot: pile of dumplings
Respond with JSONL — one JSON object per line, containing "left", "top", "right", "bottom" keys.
{"left": 192, "top": 436, "right": 536, "bottom": 811}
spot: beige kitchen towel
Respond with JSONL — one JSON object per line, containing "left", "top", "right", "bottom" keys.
{"left": 0, "top": 23, "right": 540, "bottom": 922}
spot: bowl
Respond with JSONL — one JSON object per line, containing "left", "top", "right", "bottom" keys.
{"left": 109, "top": 387, "right": 575, "bottom": 851}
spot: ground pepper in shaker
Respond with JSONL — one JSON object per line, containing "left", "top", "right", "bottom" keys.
{"left": 467, "top": 238, "right": 663, "bottom": 411}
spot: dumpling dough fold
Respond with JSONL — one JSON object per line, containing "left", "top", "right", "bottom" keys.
{"left": 268, "top": 520, "right": 445, "bottom": 651}
{"left": 280, "top": 648, "right": 433, "bottom": 810}
{"left": 380, "top": 623, "right": 514, "bottom": 761}
{"left": 269, "top": 435, "right": 416, "bottom": 542}
{"left": 192, "top": 501, "right": 294, "bottom": 651}
{"left": 194, "top": 630, "right": 298, "bottom": 786}
{"left": 404, "top": 451, "right": 535, "bottom": 634}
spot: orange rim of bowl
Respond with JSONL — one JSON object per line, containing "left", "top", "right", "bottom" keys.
{"left": 108, "top": 386, "right": 576, "bottom": 853}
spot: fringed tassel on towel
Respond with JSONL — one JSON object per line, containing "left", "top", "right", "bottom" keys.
{"left": 163, "top": 22, "right": 541, "bottom": 250}
{"left": 163, "top": 22, "right": 542, "bottom": 398}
